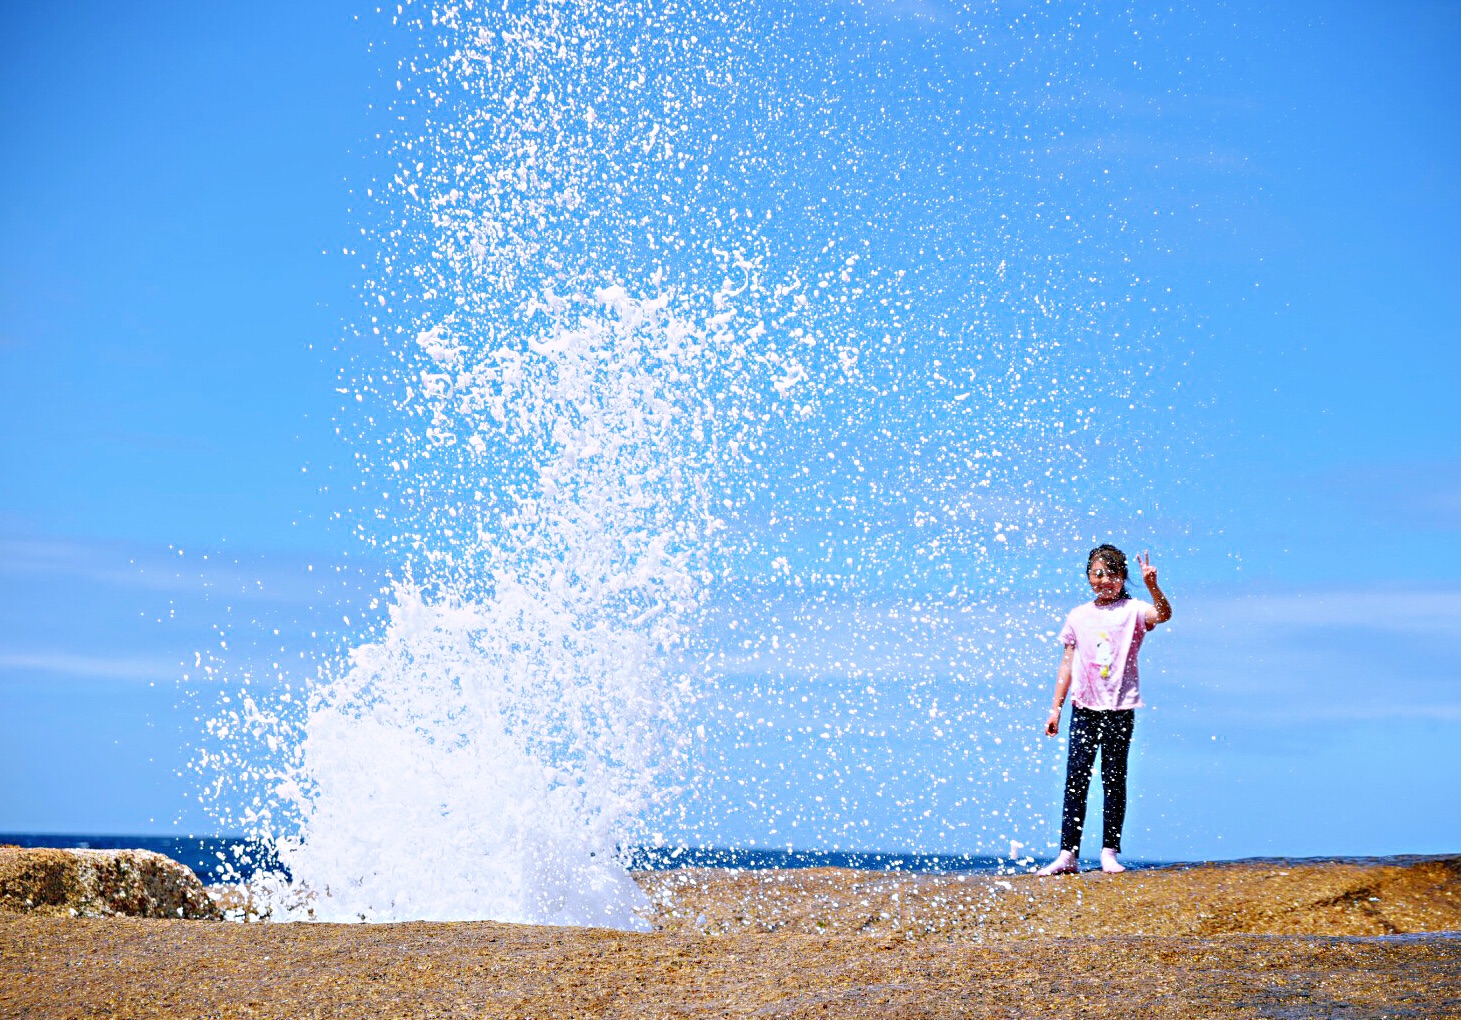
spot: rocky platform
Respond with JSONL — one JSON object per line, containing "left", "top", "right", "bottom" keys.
{"left": 0, "top": 845, "right": 220, "bottom": 921}
{"left": 637, "top": 854, "right": 1461, "bottom": 939}
{"left": 0, "top": 855, "right": 1457, "bottom": 1018}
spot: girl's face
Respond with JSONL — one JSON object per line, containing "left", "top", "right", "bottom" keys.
{"left": 1087, "top": 559, "right": 1126, "bottom": 602}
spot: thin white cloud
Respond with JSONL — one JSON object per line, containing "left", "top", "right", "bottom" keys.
{"left": 693, "top": 581, "right": 1461, "bottom": 734}
{"left": 0, "top": 650, "right": 181, "bottom": 682}
{"left": 863, "top": 0, "right": 955, "bottom": 26}
{"left": 1143, "top": 583, "right": 1460, "bottom": 726}
{"left": 0, "top": 533, "right": 372, "bottom": 605}
{"left": 1179, "top": 588, "right": 1461, "bottom": 640}
{"left": 1041, "top": 122, "right": 1255, "bottom": 172}
{"left": 1300, "top": 703, "right": 1461, "bottom": 723}
{"left": 1318, "top": 459, "right": 1461, "bottom": 530}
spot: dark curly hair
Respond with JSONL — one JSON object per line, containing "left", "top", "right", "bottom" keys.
{"left": 1086, "top": 544, "right": 1131, "bottom": 600}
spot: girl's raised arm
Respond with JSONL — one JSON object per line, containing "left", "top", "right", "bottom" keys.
{"left": 1138, "top": 551, "right": 1173, "bottom": 627}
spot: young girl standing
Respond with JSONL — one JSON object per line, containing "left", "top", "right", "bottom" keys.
{"left": 1037, "top": 545, "right": 1171, "bottom": 875}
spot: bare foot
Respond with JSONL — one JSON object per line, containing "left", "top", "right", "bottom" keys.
{"left": 1037, "top": 850, "right": 1079, "bottom": 876}
{"left": 1100, "top": 848, "right": 1126, "bottom": 873}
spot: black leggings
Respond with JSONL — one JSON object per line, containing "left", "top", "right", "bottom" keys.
{"left": 1060, "top": 705, "right": 1135, "bottom": 854}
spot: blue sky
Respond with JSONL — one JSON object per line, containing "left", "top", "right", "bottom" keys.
{"left": 1, "top": 0, "right": 1457, "bottom": 860}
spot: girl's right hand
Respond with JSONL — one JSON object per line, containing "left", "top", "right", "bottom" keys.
{"left": 1138, "top": 550, "right": 1159, "bottom": 587}
{"left": 1045, "top": 708, "right": 1061, "bottom": 736}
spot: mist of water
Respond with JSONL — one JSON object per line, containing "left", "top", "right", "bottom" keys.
{"left": 197, "top": 0, "right": 1177, "bottom": 925}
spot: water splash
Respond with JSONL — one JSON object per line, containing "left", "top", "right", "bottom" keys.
{"left": 198, "top": 0, "right": 1181, "bottom": 924}
{"left": 262, "top": 284, "right": 762, "bottom": 924}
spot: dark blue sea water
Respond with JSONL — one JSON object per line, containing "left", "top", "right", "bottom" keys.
{"left": 1, "top": 833, "right": 284, "bottom": 883}
{"left": 4, "top": 833, "right": 1152, "bottom": 883}
{"left": 7, "top": 834, "right": 1442, "bottom": 889}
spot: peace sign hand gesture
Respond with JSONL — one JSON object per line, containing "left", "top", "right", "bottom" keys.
{"left": 1138, "top": 550, "right": 1158, "bottom": 588}
{"left": 1138, "top": 550, "right": 1173, "bottom": 625}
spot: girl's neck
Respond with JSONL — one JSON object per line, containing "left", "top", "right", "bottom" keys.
{"left": 1093, "top": 593, "right": 1127, "bottom": 606}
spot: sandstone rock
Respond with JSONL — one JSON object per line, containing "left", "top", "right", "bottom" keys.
{"left": 0, "top": 845, "right": 221, "bottom": 920}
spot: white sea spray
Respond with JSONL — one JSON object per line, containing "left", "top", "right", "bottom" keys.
{"left": 194, "top": 0, "right": 1180, "bottom": 925}
{"left": 261, "top": 285, "right": 754, "bottom": 925}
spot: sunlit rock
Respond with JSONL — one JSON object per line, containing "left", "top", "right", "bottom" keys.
{"left": 0, "top": 846, "right": 221, "bottom": 920}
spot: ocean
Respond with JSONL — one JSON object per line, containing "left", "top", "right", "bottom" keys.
{"left": 0, "top": 833, "right": 1170, "bottom": 885}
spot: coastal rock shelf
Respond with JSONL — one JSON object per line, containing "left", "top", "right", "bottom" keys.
{"left": 0, "top": 846, "right": 220, "bottom": 921}
{"left": 1, "top": 856, "right": 1457, "bottom": 1018}
{"left": 637, "top": 855, "right": 1461, "bottom": 940}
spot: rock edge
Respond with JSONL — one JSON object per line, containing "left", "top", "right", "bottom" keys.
{"left": 0, "top": 846, "right": 221, "bottom": 920}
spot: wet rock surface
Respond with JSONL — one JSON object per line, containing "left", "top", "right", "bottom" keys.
{"left": 1, "top": 856, "right": 1457, "bottom": 1018}
{"left": 0, "top": 846, "right": 220, "bottom": 921}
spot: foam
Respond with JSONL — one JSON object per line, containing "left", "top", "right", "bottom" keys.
{"left": 258, "top": 288, "right": 719, "bottom": 925}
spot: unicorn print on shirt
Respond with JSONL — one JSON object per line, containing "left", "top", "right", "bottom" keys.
{"left": 1091, "top": 631, "right": 1115, "bottom": 680}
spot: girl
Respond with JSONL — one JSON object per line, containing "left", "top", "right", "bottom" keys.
{"left": 1037, "top": 545, "right": 1171, "bottom": 875}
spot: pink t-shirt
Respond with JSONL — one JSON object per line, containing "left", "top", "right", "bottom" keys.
{"left": 1059, "top": 598, "right": 1155, "bottom": 711}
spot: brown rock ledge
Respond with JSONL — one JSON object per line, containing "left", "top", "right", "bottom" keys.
{"left": 0, "top": 845, "right": 220, "bottom": 920}
{"left": 0, "top": 856, "right": 1457, "bottom": 1018}
{"left": 2, "top": 915, "right": 1458, "bottom": 1018}
{"left": 637, "top": 855, "right": 1461, "bottom": 939}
